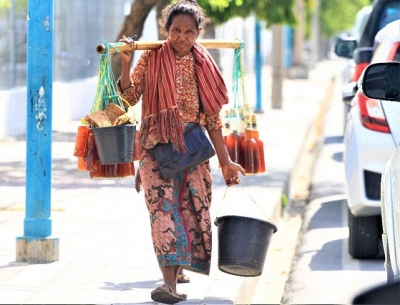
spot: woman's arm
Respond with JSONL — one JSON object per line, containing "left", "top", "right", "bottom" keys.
{"left": 119, "top": 35, "right": 135, "bottom": 92}
{"left": 116, "top": 41, "right": 149, "bottom": 107}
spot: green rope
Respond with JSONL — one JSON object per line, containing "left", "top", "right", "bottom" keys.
{"left": 232, "top": 41, "right": 242, "bottom": 109}
{"left": 91, "top": 38, "right": 124, "bottom": 112}
{"left": 231, "top": 39, "right": 247, "bottom": 119}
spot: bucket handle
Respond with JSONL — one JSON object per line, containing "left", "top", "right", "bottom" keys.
{"left": 120, "top": 96, "right": 138, "bottom": 124}
{"left": 214, "top": 182, "right": 275, "bottom": 226}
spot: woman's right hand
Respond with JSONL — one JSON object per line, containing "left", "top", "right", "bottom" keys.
{"left": 119, "top": 35, "right": 136, "bottom": 91}
{"left": 118, "top": 35, "right": 135, "bottom": 64}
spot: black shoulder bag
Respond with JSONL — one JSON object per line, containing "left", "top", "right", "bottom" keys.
{"left": 152, "top": 101, "right": 216, "bottom": 179}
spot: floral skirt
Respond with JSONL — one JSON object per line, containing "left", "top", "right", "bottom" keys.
{"left": 138, "top": 148, "right": 213, "bottom": 275}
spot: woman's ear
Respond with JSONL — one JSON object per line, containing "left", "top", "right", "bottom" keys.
{"left": 197, "top": 26, "right": 202, "bottom": 38}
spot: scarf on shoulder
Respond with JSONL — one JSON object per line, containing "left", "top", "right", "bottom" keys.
{"left": 140, "top": 39, "right": 229, "bottom": 153}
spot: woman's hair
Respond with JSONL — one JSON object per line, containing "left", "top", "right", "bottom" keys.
{"left": 158, "top": 0, "right": 211, "bottom": 38}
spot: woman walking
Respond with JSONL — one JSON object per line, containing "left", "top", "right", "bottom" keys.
{"left": 118, "top": 1, "right": 245, "bottom": 303}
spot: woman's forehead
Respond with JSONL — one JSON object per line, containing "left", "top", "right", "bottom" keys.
{"left": 170, "top": 14, "right": 196, "bottom": 27}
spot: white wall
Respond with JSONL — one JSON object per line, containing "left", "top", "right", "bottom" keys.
{"left": 0, "top": 79, "right": 97, "bottom": 139}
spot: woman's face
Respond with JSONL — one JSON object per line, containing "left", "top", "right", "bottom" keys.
{"left": 168, "top": 14, "right": 199, "bottom": 57}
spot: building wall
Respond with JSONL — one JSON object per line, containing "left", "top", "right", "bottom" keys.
{"left": 0, "top": 1, "right": 272, "bottom": 139}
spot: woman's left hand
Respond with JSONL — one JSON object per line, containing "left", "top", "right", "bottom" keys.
{"left": 221, "top": 161, "right": 246, "bottom": 187}
{"left": 135, "top": 168, "right": 142, "bottom": 193}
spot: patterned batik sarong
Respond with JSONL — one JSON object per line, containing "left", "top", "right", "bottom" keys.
{"left": 138, "top": 148, "right": 213, "bottom": 275}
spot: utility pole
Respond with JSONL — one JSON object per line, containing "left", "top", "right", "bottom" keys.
{"left": 9, "top": 0, "right": 17, "bottom": 88}
{"left": 16, "top": 0, "right": 59, "bottom": 263}
{"left": 254, "top": 20, "right": 263, "bottom": 113}
{"left": 310, "top": 0, "right": 320, "bottom": 69}
{"left": 290, "top": 0, "right": 308, "bottom": 79}
{"left": 271, "top": 25, "right": 284, "bottom": 109}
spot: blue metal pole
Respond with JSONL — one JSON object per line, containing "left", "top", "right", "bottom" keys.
{"left": 24, "top": 0, "right": 54, "bottom": 237}
{"left": 284, "top": 26, "right": 293, "bottom": 69}
{"left": 254, "top": 20, "right": 263, "bottom": 113}
{"left": 17, "top": 0, "right": 58, "bottom": 264}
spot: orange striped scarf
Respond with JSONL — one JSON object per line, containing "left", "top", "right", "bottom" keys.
{"left": 140, "top": 39, "right": 229, "bottom": 153}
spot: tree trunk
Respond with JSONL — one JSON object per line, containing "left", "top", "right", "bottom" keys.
{"left": 111, "top": 0, "right": 158, "bottom": 78}
{"left": 156, "top": 0, "right": 170, "bottom": 39}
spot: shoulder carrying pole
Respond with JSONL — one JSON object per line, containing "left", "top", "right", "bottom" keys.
{"left": 96, "top": 39, "right": 243, "bottom": 54}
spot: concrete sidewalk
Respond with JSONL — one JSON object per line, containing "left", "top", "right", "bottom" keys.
{"left": 0, "top": 59, "right": 344, "bottom": 304}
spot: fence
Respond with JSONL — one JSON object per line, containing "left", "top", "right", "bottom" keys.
{"left": 0, "top": 0, "right": 129, "bottom": 90}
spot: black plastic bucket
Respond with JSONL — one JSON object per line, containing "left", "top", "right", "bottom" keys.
{"left": 91, "top": 124, "right": 136, "bottom": 165}
{"left": 215, "top": 215, "right": 277, "bottom": 277}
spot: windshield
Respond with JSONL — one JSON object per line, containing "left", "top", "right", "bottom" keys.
{"left": 378, "top": 2, "right": 400, "bottom": 30}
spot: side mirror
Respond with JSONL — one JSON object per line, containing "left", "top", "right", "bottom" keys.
{"left": 360, "top": 62, "right": 400, "bottom": 102}
{"left": 334, "top": 36, "right": 357, "bottom": 59}
{"left": 353, "top": 47, "right": 373, "bottom": 65}
{"left": 352, "top": 280, "right": 400, "bottom": 304}
{"left": 342, "top": 81, "right": 358, "bottom": 102}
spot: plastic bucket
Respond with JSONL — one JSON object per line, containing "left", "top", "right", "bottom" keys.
{"left": 215, "top": 215, "right": 277, "bottom": 277}
{"left": 91, "top": 124, "right": 136, "bottom": 165}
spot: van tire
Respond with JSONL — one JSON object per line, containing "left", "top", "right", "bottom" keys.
{"left": 348, "top": 208, "right": 381, "bottom": 259}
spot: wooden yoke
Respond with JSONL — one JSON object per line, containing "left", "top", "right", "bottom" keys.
{"left": 96, "top": 39, "right": 243, "bottom": 54}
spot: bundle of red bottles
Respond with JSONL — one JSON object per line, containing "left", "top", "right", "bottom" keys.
{"left": 222, "top": 106, "right": 266, "bottom": 174}
{"left": 73, "top": 125, "right": 140, "bottom": 179}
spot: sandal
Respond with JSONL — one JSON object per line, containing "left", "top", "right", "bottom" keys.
{"left": 177, "top": 274, "right": 190, "bottom": 284}
{"left": 151, "top": 284, "right": 187, "bottom": 304}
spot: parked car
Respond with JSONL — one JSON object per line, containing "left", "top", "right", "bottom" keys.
{"left": 339, "top": 5, "right": 372, "bottom": 129}
{"left": 334, "top": 0, "right": 400, "bottom": 128}
{"left": 339, "top": 5, "right": 372, "bottom": 82}
{"left": 360, "top": 60, "right": 400, "bottom": 282}
{"left": 343, "top": 19, "right": 400, "bottom": 260}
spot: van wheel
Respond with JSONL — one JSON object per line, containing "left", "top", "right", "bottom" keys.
{"left": 348, "top": 208, "right": 381, "bottom": 259}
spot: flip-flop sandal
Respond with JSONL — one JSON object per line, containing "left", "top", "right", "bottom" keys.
{"left": 151, "top": 284, "right": 186, "bottom": 304}
{"left": 177, "top": 274, "right": 190, "bottom": 284}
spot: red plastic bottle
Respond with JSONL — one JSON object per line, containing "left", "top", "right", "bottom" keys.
{"left": 222, "top": 109, "right": 231, "bottom": 145}
{"left": 226, "top": 109, "right": 243, "bottom": 165}
{"left": 252, "top": 113, "right": 266, "bottom": 173}
{"left": 241, "top": 114, "right": 258, "bottom": 174}
{"left": 86, "top": 130, "right": 98, "bottom": 173}
{"left": 117, "top": 161, "right": 135, "bottom": 177}
{"left": 73, "top": 125, "right": 89, "bottom": 157}
{"left": 104, "top": 164, "right": 118, "bottom": 178}
{"left": 90, "top": 164, "right": 105, "bottom": 179}
{"left": 77, "top": 156, "right": 87, "bottom": 171}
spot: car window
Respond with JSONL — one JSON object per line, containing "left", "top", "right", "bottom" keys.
{"left": 378, "top": 2, "right": 400, "bottom": 30}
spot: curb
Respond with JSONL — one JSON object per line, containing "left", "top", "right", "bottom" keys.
{"left": 249, "top": 73, "right": 338, "bottom": 305}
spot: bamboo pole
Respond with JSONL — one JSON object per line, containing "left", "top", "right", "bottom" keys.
{"left": 96, "top": 39, "right": 243, "bottom": 54}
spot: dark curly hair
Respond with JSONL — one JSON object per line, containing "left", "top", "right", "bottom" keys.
{"left": 158, "top": 0, "right": 211, "bottom": 38}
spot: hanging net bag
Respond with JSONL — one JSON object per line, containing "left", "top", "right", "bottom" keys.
{"left": 72, "top": 38, "right": 137, "bottom": 179}
{"left": 224, "top": 40, "right": 265, "bottom": 174}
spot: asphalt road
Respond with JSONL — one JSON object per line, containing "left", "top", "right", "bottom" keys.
{"left": 281, "top": 67, "right": 387, "bottom": 305}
